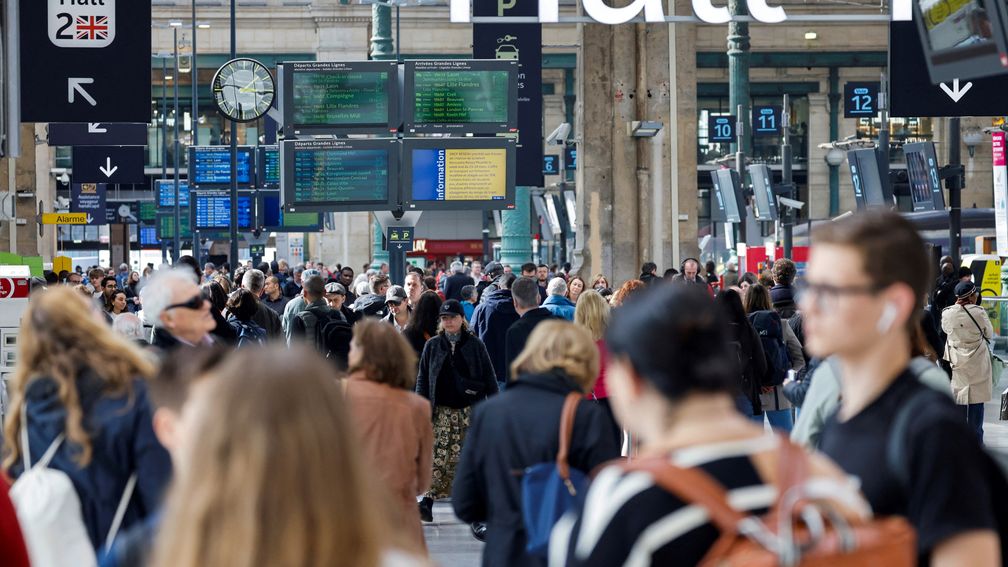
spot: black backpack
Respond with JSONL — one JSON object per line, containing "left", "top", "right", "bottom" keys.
{"left": 296, "top": 309, "right": 333, "bottom": 355}
{"left": 319, "top": 318, "right": 353, "bottom": 368}
{"left": 748, "top": 310, "right": 791, "bottom": 386}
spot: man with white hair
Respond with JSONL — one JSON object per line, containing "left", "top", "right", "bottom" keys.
{"left": 242, "top": 269, "right": 283, "bottom": 339}
{"left": 443, "top": 260, "right": 474, "bottom": 302}
{"left": 111, "top": 313, "right": 150, "bottom": 348}
{"left": 141, "top": 267, "right": 215, "bottom": 351}
{"left": 541, "top": 277, "right": 576, "bottom": 321}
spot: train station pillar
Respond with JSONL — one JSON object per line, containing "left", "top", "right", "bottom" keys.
{"left": 499, "top": 186, "right": 532, "bottom": 267}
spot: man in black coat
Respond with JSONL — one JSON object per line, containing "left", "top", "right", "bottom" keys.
{"left": 443, "top": 260, "right": 475, "bottom": 302}
{"left": 504, "top": 277, "right": 557, "bottom": 384}
{"left": 241, "top": 269, "right": 284, "bottom": 340}
{"left": 471, "top": 273, "right": 519, "bottom": 389}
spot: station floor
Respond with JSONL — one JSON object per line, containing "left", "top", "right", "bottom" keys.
{"left": 425, "top": 397, "right": 1008, "bottom": 567}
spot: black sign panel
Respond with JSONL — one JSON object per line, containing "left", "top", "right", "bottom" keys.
{"left": 105, "top": 201, "right": 139, "bottom": 225}
{"left": 710, "top": 169, "right": 744, "bottom": 223}
{"left": 70, "top": 182, "right": 106, "bottom": 225}
{"left": 72, "top": 146, "right": 145, "bottom": 184}
{"left": 473, "top": 0, "right": 543, "bottom": 188}
{"left": 542, "top": 155, "right": 559, "bottom": 175}
{"left": 904, "top": 142, "right": 946, "bottom": 211}
{"left": 281, "top": 138, "right": 398, "bottom": 213}
{"left": 708, "top": 115, "right": 736, "bottom": 142}
{"left": 843, "top": 82, "right": 880, "bottom": 118}
{"left": 748, "top": 164, "right": 779, "bottom": 221}
{"left": 847, "top": 149, "right": 888, "bottom": 209}
{"left": 48, "top": 123, "right": 148, "bottom": 147}
{"left": 282, "top": 61, "right": 400, "bottom": 137}
{"left": 386, "top": 226, "right": 414, "bottom": 251}
{"left": 564, "top": 145, "right": 577, "bottom": 171}
{"left": 20, "top": 0, "right": 151, "bottom": 123}
{"left": 752, "top": 105, "right": 782, "bottom": 136}
{"left": 890, "top": 21, "right": 1008, "bottom": 118}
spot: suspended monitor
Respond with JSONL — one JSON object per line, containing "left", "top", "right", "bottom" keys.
{"left": 711, "top": 169, "right": 744, "bottom": 223}
{"left": 404, "top": 60, "right": 518, "bottom": 134}
{"left": 257, "top": 146, "right": 280, "bottom": 189}
{"left": 138, "top": 201, "right": 158, "bottom": 224}
{"left": 915, "top": 0, "right": 1008, "bottom": 83}
{"left": 281, "top": 138, "right": 398, "bottom": 213}
{"left": 847, "top": 149, "right": 888, "bottom": 209}
{"left": 748, "top": 164, "right": 779, "bottom": 221}
{"left": 138, "top": 226, "right": 160, "bottom": 249}
{"left": 904, "top": 141, "right": 946, "bottom": 211}
{"left": 282, "top": 61, "right": 399, "bottom": 137}
{"left": 188, "top": 146, "right": 255, "bottom": 188}
{"left": 708, "top": 172, "right": 728, "bottom": 222}
{"left": 258, "top": 191, "right": 323, "bottom": 232}
{"left": 402, "top": 137, "right": 517, "bottom": 211}
{"left": 156, "top": 180, "right": 190, "bottom": 209}
{"left": 157, "top": 211, "right": 192, "bottom": 240}
{"left": 190, "top": 190, "right": 255, "bottom": 232}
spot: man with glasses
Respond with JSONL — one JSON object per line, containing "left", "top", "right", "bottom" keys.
{"left": 141, "top": 267, "right": 216, "bottom": 351}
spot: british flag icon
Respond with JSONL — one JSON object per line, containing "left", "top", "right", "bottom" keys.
{"left": 75, "top": 16, "right": 109, "bottom": 41}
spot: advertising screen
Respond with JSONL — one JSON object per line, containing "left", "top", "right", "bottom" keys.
{"left": 188, "top": 146, "right": 255, "bottom": 187}
{"left": 257, "top": 146, "right": 280, "bottom": 189}
{"left": 748, "top": 164, "right": 779, "bottom": 221}
{"left": 282, "top": 61, "right": 399, "bottom": 137}
{"left": 403, "top": 137, "right": 517, "bottom": 211}
{"left": 281, "top": 139, "right": 398, "bottom": 213}
{"left": 404, "top": 60, "right": 518, "bottom": 134}
{"left": 156, "top": 180, "right": 190, "bottom": 208}
{"left": 157, "top": 211, "right": 192, "bottom": 240}
{"left": 259, "top": 192, "right": 322, "bottom": 232}
{"left": 915, "top": 0, "right": 1008, "bottom": 83}
{"left": 904, "top": 142, "right": 946, "bottom": 211}
{"left": 847, "top": 149, "right": 889, "bottom": 209}
{"left": 191, "top": 190, "right": 255, "bottom": 231}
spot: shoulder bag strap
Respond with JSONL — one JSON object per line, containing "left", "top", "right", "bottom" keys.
{"left": 555, "top": 392, "right": 582, "bottom": 484}
{"left": 104, "top": 473, "right": 137, "bottom": 552}
{"left": 961, "top": 304, "right": 990, "bottom": 344}
{"left": 20, "top": 404, "right": 63, "bottom": 471}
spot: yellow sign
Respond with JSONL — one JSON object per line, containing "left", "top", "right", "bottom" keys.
{"left": 53, "top": 256, "right": 72, "bottom": 274}
{"left": 41, "top": 213, "right": 89, "bottom": 225}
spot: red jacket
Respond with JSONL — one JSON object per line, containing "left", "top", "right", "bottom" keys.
{"left": 0, "top": 477, "right": 30, "bottom": 567}
{"left": 587, "top": 338, "right": 610, "bottom": 400}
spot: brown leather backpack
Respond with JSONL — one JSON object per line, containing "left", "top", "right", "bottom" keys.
{"left": 622, "top": 437, "right": 916, "bottom": 566}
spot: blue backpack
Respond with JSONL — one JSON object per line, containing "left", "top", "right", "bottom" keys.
{"left": 521, "top": 393, "right": 588, "bottom": 557}
{"left": 234, "top": 321, "right": 267, "bottom": 348}
{"left": 748, "top": 310, "right": 791, "bottom": 386}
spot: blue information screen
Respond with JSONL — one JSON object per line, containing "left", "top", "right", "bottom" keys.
{"left": 411, "top": 147, "right": 507, "bottom": 202}
{"left": 752, "top": 105, "right": 782, "bottom": 136}
{"left": 292, "top": 147, "right": 388, "bottom": 203}
{"left": 193, "top": 191, "right": 253, "bottom": 230}
{"left": 157, "top": 180, "right": 190, "bottom": 208}
{"left": 139, "top": 226, "right": 159, "bottom": 247}
{"left": 259, "top": 146, "right": 280, "bottom": 188}
{"left": 190, "top": 147, "right": 253, "bottom": 186}
{"left": 708, "top": 115, "right": 736, "bottom": 142}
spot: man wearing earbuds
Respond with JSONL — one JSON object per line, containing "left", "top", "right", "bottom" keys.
{"left": 800, "top": 210, "right": 1004, "bottom": 566}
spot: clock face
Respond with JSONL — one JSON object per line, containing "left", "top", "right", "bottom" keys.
{"left": 211, "top": 58, "right": 275, "bottom": 123}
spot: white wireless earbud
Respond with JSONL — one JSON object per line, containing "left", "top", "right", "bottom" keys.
{"left": 876, "top": 302, "right": 899, "bottom": 334}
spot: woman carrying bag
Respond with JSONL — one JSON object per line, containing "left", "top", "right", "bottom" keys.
{"left": 941, "top": 281, "right": 995, "bottom": 443}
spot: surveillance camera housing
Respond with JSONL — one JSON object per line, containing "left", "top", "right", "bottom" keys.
{"left": 546, "top": 123, "right": 571, "bottom": 145}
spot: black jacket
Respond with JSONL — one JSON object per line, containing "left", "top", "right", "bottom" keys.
{"left": 416, "top": 330, "right": 499, "bottom": 411}
{"left": 726, "top": 320, "right": 768, "bottom": 415}
{"left": 444, "top": 272, "right": 474, "bottom": 302}
{"left": 504, "top": 308, "right": 557, "bottom": 383}
{"left": 251, "top": 301, "right": 284, "bottom": 339}
{"left": 770, "top": 284, "right": 798, "bottom": 320}
{"left": 352, "top": 293, "right": 388, "bottom": 320}
{"left": 471, "top": 289, "right": 520, "bottom": 385}
{"left": 452, "top": 371, "right": 622, "bottom": 567}
{"left": 291, "top": 299, "right": 332, "bottom": 345}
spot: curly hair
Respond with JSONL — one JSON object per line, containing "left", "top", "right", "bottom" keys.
{"left": 771, "top": 258, "right": 797, "bottom": 286}
{"left": 610, "top": 279, "right": 647, "bottom": 307}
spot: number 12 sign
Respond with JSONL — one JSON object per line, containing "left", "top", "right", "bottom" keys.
{"left": 752, "top": 105, "right": 782, "bottom": 136}
{"left": 48, "top": 0, "right": 115, "bottom": 48}
{"left": 844, "top": 82, "right": 880, "bottom": 119}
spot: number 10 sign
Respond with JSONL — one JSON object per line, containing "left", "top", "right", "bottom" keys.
{"left": 708, "top": 115, "right": 736, "bottom": 143}
{"left": 48, "top": 0, "right": 115, "bottom": 48}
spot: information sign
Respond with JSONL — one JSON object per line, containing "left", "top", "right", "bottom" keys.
{"left": 404, "top": 60, "right": 518, "bottom": 134}
{"left": 191, "top": 190, "right": 254, "bottom": 231}
{"left": 564, "top": 145, "right": 577, "bottom": 171}
{"left": 157, "top": 211, "right": 192, "bottom": 240}
{"left": 281, "top": 139, "right": 398, "bottom": 213}
{"left": 71, "top": 182, "right": 106, "bottom": 226}
{"left": 258, "top": 192, "right": 323, "bottom": 232}
{"left": 282, "top": 61, "right": 399, "bottom": 137}
{"left": 105, "top": 201, "right": 139, "bottom": 225}
{"left": 257, "top": 146, "right": 280, "bottom": 189}
{"left": 843, "top": 82, "right": 880, "bottom": 118}
{"left": 42, "top": 213, "right": 89, "bottom": 225}
{"left": 71, "top": 146, "right": 145, "bottom": 184}
{"left": 748, "top": 164, "right": 779, "bottom": 221}
{"left": 752, "top": 105, "right": 782, "bottom": 136}
{"left": 156, "top": 180, "right": 190, "bottom": 209}
{"left": 708, "top": 115, "right": 736, "bottom": 142}
{"left": 994, "top": 133, "right": 1008, "bottom": 255}
{"left": 403, "top": 137, "right": 517, "bottom": 211}
{"left": 542, "top": 155, "right": 559, "bottom": 175}
{"left": 847, "top": 149, "right": 888, "bottom": 209}
{"left": 188, "top": 146, "right": 255, "bottom": 187}
{"left": 387, "top": 226, "right": 415, "bottom": 251}
{"left": 903, "top": 142, "right": 945, "bottom": 212}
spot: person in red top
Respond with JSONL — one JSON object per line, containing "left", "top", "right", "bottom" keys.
{"left": 0, "top": 476, "right": 30, "bottom": 567}
{"left": 574, "top": 289, "right": 622, "bottom": 448}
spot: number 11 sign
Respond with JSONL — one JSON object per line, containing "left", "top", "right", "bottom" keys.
{"left": 752, "top": 105, "right": 782, "bottom": 137}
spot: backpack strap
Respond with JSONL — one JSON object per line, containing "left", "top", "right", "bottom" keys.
{"left": 555, "top": 392, "right": 581, "bottom": 491}
{"left": 20, "top": 404, "right": 64, "bottom": 471}
{"left": 104, "top": 473, "right": 137, "bottom": 552}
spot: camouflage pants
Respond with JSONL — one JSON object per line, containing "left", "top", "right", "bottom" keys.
{"left": 425, "top": 406, "right": 472, "bottom": 500}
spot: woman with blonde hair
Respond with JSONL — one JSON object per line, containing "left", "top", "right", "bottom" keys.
{"left": 151, "top": 345, "right": 422, "bottom": 567}
{"left": 343, "top": 319, "right": 434, "bottom": 551}
{"left": 574, "top": 290, "right": 622, "bottom": 446}
{"left": 3, "top": 287, "right": 171, "bottom": 552}
{"left": 452, "top": 321, "right": 621, "bottom": 567}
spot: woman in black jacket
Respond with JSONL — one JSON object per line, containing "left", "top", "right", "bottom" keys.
{"left": 452, "top": 321, "right": 621, "bottom": 567}
{"left": 715, "top": 289, "right": 767, "bottom": 417}
{"left": 403, "top": 291, "right": 443, "bottom": 357}
{"left": 415, "top": 299, "right": 498, "bottom": 525}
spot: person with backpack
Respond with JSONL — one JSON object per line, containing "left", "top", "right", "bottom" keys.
{"left": 289, "top": 275, "right": 332, "bottom": 350}
{"left": 941, "top": 281, "right": 995, "bottom": 443}
{"left": 551, "top": 284, "right": 879, "bottom": 566}
{"left": 715, "top": 289, "right": 768, "bottom": 418}
{"left": 804, "top": 210, "right": 1004, "bottom": 565}
{"left": 743, "top": 283, "right": 804, "bottom": 431}
{"left": 452, "top": 321, "right": 620, "bottom": 567}
{"left": 3, "top": 288, "right": 171, "bottom": 563}
{"left": 225, "top": 289, "right": 267, "bottom": 349}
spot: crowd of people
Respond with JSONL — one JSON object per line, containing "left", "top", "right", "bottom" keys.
{"left": 2, "top": 209, "right": 1007, "bottom": 566}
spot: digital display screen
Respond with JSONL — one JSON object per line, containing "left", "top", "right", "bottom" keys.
{"left": 748, "top": 164, "right": 779, "bottom": 221}
{"left": 157, "top": 211, "right": 191, "bottom": 240}
{"left": 139, "top": 226, "right": 159, "bottom": 247}
{"left": 260, "top": 192, "right": 322, "bottom": 231}
{"left": 189, "top": 146, "right": 254, "bottom": 186}
{"left": 283, "top": 61, "right": 399, "bottom": 136}
{"left": 281, "top": 139, "right": 397, "bottom": 212}
{"left": 257, "top": 146, "right": 280, "bottom": 189}
{"left": 712, "top": 169, "right": 744, "bottom": 223}
{"left": 157, "top": 180, "right": 190, "bottom": 208}
{"left": 139, "top": 201, "right": 158, "bottom": 224}
{"left": 403, "top": 138, "right": 517, "bottom": 211}
{"left": 847, "top": 149, "right": 888, "bottom": 209}
{"left": 405, "top": 60, "right": 518, "bottom": 134}
{"left": 192, "top": 191, "right": 254, "bottom": 231}
{"left": 904, "top": 142, "right": 945, "bottom": 211}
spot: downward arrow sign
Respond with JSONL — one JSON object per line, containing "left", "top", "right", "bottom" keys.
{"left": 85, "top": 214, "right": 94, "bottom": 224}
{"left": 940, "top": 78, "right": 974, "bottom": 103}
{"left": 88, "top": 123, "right": 107, "bottom": 134}
{"left": 68, "top": 78, "right": 97, "bottom": 106}
{"left": 99, "top": 157, "right": 118, "bottom": 178}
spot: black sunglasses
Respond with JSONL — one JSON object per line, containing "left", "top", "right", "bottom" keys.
{"left": 164, "top": 295, "right": 205, "bottom": 312}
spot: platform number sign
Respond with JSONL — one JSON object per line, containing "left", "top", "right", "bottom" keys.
{"left": 844, "top": 82, "right": 880, "bottom": 118}
{"left": 48, "top": 0, "right": 115, "bottom": 48}
{"left": 752, "top": 105, "right": 782, "bottom": 136}
{"left": 708, "top": 115, "right": 736, "bottom": 142}
{"left": 542, "top": 155, "right": 559, "bottom": 175}
{"left": 563, "top": 146, "right": 577, "bottom": 171}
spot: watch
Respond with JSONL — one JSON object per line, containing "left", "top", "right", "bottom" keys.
{"left": 211, "top": 58, "right": 275, "bottom": 123}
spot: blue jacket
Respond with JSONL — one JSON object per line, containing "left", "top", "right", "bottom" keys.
{"left": 471, "top": 288, "right": 520, "bottom": 387}
{"left": 9, "top": 372, "right": 171, "bottom": 551}
{"left": 541, "top": 294, "right": 576, "bottom": 321}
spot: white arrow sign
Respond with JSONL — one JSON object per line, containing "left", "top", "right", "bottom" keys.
{"left": 99, "top": 157, "right": 118, "bottom": 178}
{"left": 940, "top": 78, "right": 974, "bottom": 103}
{"left": 85, "top": 214, "right": 94, "bottom": 224}
{"left": 68, "top": 78, "right": 97, "bottom": 106}
{"left": 87, "top": 123, "right": 107, "bottom": 134}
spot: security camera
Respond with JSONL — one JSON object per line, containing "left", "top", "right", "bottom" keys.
{"left": 546, "top": 123, "right": 571, "bottom": 146}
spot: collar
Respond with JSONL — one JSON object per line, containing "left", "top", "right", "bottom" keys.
{"left": 176, "top": 334, "right": 215, "bottom": 347}
{"left": 510, "top": 369, "right": 583, "bottom": 394}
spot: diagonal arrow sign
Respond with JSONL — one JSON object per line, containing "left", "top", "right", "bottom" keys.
{"left": 99, "top": 157, "right": 118, "bottom": 178}
{"left": 68, "top": 78, "right": 98, "bottom": 106}
{"left": 939, "top": 78, "right": 974, "bottom": 103}
{"left": 87, "top": 123, "right": 107, "bottom": 134}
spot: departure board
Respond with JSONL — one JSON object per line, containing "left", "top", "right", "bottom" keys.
{"left": 138, "top": 226, "right": 159, "bottom": 248}
{"left": 281, "top": 139, "right": 398, "bottom": 213}
{"left": 191, "top": 190, "right": 254, "bottom": 231}
{"left": 156, "top": 180, "right": 190, "bottom": 208}
{"left": 139, "top": 201, "right": 158, "bottom": 224}
{"left": 157, "top": 211, "right": 192, "bottom": 240}
{"left": 282, "top": 61, "right": 400, "bottom": 136}
{"left": 257, "top": 146, "right": 280, "bottom": 189}
{"left": 259, "top": 192, "right": 322, "bottom": 231}
{"left": 188, "top": 146, "right": 254, "bottom": 187}
{"left": 404, "top": 60, "right": 518, "bottom": 134}
{"left": 403, "top": 137, "right": 517, "bottom": 211}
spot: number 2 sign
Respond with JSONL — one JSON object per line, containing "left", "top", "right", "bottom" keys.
{"left": 48, "top": 0, "right": 115, "bottom": 49}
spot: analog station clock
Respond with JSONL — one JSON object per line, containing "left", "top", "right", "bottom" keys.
{"left": 211, "top": 58, "right": 275, "bottom": 122}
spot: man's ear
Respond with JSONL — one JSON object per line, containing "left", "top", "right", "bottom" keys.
{"left": 152, "top": 407, "right": 178, "bottom": 453}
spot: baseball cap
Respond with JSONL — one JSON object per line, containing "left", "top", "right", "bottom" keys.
{"left": 485, "top": 261, "right": 504, "bottom": 277}
{"left": 955, "top": 281, "right": 977, "bottom": 299}
{"left": 439, "top": 299, "right": 465, "bottom": 318}
{"left": 385, "top": 285, "right": 408, "bottom": 305}
{"left": 325, "top": 282, "right": 346, "bottom": 296}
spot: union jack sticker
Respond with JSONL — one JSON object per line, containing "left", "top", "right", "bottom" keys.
{"left": 48, "top": 0, "right": 115, "bottom": 48}
{"left": 75, "top": 16, "right": 110, "bottom": 41}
